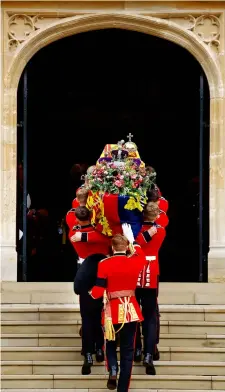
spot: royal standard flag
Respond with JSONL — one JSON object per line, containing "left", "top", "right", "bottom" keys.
{"left": 87, "top": 192, "right": 143, "bottom": 238}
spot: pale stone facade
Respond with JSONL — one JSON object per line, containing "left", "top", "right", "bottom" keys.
{"left": 1, "top": 1, "right": 225, "bottom": 282}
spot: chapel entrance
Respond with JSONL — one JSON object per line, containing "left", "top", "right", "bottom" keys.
{"left": 17, "top": 28, "right": 209, "bottom": 282}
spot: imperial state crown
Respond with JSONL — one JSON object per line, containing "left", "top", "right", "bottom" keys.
{"left": 97, "top": 134, "right": 143, "bottom": 167}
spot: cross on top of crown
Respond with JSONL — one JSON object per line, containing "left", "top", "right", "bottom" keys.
{"left": 127, "top": 133, "right": 133, "bottom": 142}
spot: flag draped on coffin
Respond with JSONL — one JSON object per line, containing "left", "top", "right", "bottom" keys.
{"left": 87, "top": 192, "right": 143, "bottom": 238}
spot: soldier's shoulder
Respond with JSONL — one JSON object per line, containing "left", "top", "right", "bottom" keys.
{"left": 156, "top": 224, "right": 166, "bottom": 233}
{"left": 99, "top": 256, "right": 110, "bottom": 264}
{"left": 67, "top": 208, "right": 76, "bottom": 214}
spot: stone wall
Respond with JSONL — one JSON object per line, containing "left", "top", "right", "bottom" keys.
{"left": 1, "top": 1, "right": 225, "bottom": 281}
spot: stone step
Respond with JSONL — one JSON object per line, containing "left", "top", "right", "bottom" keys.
{"left": 2, "top": 360, "right": 225, "bottom": 376}
{"left": 2, "top": 304, "right": 225, "bottom": 321}
{"left": 2, "top": 346, "right": 225, "bottom": 362}
{"left": 2, "top": 282, "right": 225, "bottom": 305}
{"left": 2, "top": 320, "right": 225, "bottom": 334}
{"left": 2, "top": 390, "right": 225, "bottom": 392}
{"left": 2, "top": 333, "right": 225, "bottom": 348}
{"left": 1, "top": 374, "right": 225, "bottom": 389}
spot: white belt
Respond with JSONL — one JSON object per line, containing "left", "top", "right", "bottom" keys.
{"left": 78, "top": 255, "right": 110, "bottom": 264}
{"left": 146, "top": 256, "right": 156, "bottom": 261}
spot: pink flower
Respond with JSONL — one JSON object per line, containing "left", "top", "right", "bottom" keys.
{"left": 114, "top": 180, "right": 124, "bottom": 187}
{"left": 131, "top": 174, "right": 137, "bottom": 179}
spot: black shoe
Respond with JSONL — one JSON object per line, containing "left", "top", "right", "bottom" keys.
{"left": 153, "top": 346, "right": 160, "bottom": 361}
{"left": 96, "top": 348, "right": 104, "bottom": 362}
{"left": 143, "top": 353, "right": 156, "bottom": 375}
{"left": 107, "top": 365, "right": 118, "bottom": 390}
{"left": 81, "top": 353, "right": 93, "bottom": 375}
{"left": 134, "top": 348, "right": 142, "bottom": 363}
{"left": 81, "top": 347, "right": 93, "bottom": 356}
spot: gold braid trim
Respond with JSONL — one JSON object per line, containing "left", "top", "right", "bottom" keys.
{"left": 103, "top": 291, "right": 133, "bottom": 341}
{"left": 104, "top": 291, "right": 116, "bottom": 341}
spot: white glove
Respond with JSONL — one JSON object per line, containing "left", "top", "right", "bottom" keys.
{"left": 122, "top": 223, "right": 134, "bottom": 244}
{"left": 19, "top": 230, "right": 23, "bottom": 240}
{"left": 122, "top": 223, "right": 129, "bottom": 239}
{"left": 70, "top": 232, "right": 82, "bottom": 242}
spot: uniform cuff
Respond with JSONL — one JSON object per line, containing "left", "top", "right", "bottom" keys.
{"left": 96, "top": 277, "right": 107, "bottom": 288}
{"left": 143, "top": 231, "right": 152, "bottom": 242}
{"left": 89, "top": 290, "right": 95, "bottom": 299}
{"left": 81, "top": 232, "right": 88, "bottom": 242}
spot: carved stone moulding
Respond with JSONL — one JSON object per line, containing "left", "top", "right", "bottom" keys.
{"left": 166, "top": 14, "right": 221, "bottom": 53}
{"left": 7, "top": 14, "right": 70, "bottom": 51}
{"left": 6, "top": 12, "right": 222, "bottom": 54}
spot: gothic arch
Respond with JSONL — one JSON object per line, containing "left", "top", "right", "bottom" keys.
{"left": 2, "top": 12, "right": 225, "bottom": 281}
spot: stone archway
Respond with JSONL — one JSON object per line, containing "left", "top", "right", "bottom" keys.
{"left": 1, "top": 12, "right": 225, "bottom": 281}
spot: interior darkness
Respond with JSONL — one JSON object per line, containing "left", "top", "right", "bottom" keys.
{"left": 17, "top": 29, "right": 209, "bottom": 282}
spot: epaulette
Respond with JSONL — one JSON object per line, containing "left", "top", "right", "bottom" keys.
{"left": 72, "top": 225, "right": 81, "bottom": 231}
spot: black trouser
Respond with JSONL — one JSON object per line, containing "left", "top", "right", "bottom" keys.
{"left": 156, "top": 276, "right": 160, "bottom": 345}
{"left": 106, "top": 322, "right": 137, "bottom": 392}
{"left": 79, "top": 292, "right": 104, "bottom": 354}
{"left": 135, "top": 288, "right": 157, "bottom": 355}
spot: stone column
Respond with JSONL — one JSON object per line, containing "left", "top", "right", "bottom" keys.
{"left": 1, "top": 87, "right": 18, "bottom": 281}
{"left": 208, "top": 97, "right": 225, "bottom": 282}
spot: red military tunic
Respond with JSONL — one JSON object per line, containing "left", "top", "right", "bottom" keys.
{"left": 66, "top": 191, "right": 91, "bottom": 229}
{"left": 156, "top": 210, "right": 169, "bottom": 228}
{"left": 153, "top": 186, "right": 168, "bottom": 212}
{"left": 72, "top": 198, "right": 79, "bottom": 209}
{"left": 69, "top": 224, "right": 110, "bottom": 259}
{"left": 136, "top": 223, "right": 166, "bottom": 288}
{"left": 90, "top": 244, "right": 146, "bottom": 324}
{"left": 66, "top": 208, "right": 78, "bottom": 230}
{"left": 158, "top": 197, "right": 168, "bottom": 213}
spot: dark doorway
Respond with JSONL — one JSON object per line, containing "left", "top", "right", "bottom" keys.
{"left": 17, "top": 29, "right": 209, "bottom": 282}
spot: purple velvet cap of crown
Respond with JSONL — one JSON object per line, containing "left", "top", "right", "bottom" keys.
{"left": 133, "top": 158, "right": 141, "bottom": 166}
{"left": 98, "top": 157, "right": 112, "bottom": 162}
